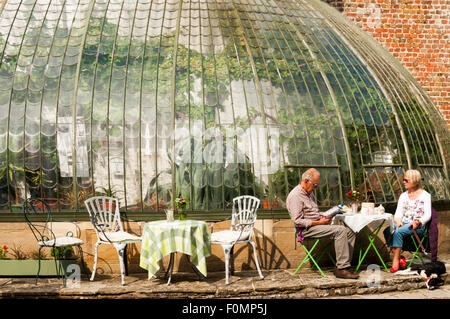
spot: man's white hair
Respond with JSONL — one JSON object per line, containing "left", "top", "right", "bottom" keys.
{"left": 302, "top": 168, "right": 320, "bottom": 181}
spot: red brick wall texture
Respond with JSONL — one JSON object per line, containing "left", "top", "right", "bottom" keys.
{"left": 324, "top": 0, "right": 449, "bottom": 129}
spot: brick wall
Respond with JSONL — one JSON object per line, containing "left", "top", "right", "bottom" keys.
{"left": 323, "top": 0, "right": 449, "bottom": 129}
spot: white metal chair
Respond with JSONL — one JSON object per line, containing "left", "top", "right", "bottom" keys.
{"left": 210, "top": 195, "right": 264, "bottom": 285}
{"left": 84, "top": 196, "right": 142, "bottom": 285}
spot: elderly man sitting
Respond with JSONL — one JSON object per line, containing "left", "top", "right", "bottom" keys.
{"left": 286, "top": 168, "right": 359, "bottom": 279}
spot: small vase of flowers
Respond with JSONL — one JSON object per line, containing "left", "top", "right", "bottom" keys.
{"left": 175, "top": 196, "right": 188, "bottom": 220}
{"left": 345, "top": 190, "right": 361, "bottom": 214}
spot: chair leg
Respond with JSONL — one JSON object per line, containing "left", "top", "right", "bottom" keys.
{"left": 115, "top": 243, "right": 126, "bottom": 286}
{"left": 293, "top": 239, "right": 318, "bottom": 274}
{"left": 36, "top": 246, "right": 43, "bottom": 285}
{"left": 294, "top": 240, "right": 326, "bottom": 278}
{"left": 407, "top": 235, "right": 426, "bottom": 268}
{"left": 77, "top": 245, "right": 89, "bottom": 279}
{"left": 90, "top": 242, "right": 100, "bottom": 282}
{"left": 59, "top": 257, "right": 67, "bottom": 287}
{"left": 230, "top": 246, "right": 235, "bottom": 275}
{"left": 222, "top": 244, "right": 233, "bottom": 285}
{"left": 250, "top": 241, "right": 264, "bottom": 280}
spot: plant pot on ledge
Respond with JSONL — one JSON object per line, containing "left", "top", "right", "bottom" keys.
{"left": 262, "top": 200, "right": 278, "bottom": 209}
{"left": 34, "top": 198, "right": 61, "bottom": 210}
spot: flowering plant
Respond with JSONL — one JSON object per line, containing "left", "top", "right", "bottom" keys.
{"left": 0, "top": 245, "right": 8, "bottom": 259}
{"left": 175, "top": 196, "right": 188, "bottom": 210}
{"left": 345, "top": 190, "right": 361, "bottom": 202}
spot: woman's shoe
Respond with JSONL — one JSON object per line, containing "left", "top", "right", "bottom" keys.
{"left": 390, "top": 265, "right": 399, "bottom": 273}
{"left": 399, "top": 256, "right": 407, "bottom": 268}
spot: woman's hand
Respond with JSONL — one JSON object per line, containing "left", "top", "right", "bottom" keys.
{"left": 411, "top": 220, "right": 422, "bottom": 230}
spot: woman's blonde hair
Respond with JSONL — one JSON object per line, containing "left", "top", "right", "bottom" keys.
{"left": 404, "top": 169, "right": 422, "bottom": 186}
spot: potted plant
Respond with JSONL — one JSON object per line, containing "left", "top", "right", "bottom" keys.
{"left": 261, "top": 196, "right": 279, "bottom": 209}
{"left": 63, "top": 187, "right": 95, "bottom": 210}
{"left": 96, "top": 185, "right": 119, "bottom": 198}
{"left": 95, "top": 185, "right": 121, "bottom": 210}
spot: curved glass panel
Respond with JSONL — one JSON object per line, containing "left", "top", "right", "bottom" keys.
{"left": 0, "top": 0, "right": 448, "bottom": 214}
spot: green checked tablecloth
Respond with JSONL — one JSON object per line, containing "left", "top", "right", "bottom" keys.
{"left": 139, "top": 220, "right": 211, "bottom": 279}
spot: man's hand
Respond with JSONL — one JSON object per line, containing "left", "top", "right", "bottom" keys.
{"left": 312, "top": 218, "right": 331, "bottom": 226}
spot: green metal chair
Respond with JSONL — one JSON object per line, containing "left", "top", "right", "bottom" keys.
{"left": 292, "top": 226, "right": 336, "bottom": 277}
{"left": 404, "top": 223, "right": 430, "bottom": 267}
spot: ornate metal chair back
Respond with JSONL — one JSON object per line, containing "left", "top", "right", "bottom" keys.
{"left": 231, "top": 195, "right": 260, "bottom": 235}
{"left": 23, "top": 198, "right": 55, "bottom": 247}
{"left": 84, "top": 196, "right": 123, "bottom": 239}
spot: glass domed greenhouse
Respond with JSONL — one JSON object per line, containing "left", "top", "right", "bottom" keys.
{"left": 0, "top": 0, "right": 449, "bottom": 218}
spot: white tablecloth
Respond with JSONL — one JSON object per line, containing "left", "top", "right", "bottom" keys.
{"left": 332, "top": 213, "right": 394, "bottom": 233}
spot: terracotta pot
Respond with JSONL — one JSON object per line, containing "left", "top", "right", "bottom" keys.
{"left": 33, "top": 198, "right": 61, "bottom": 210}
{"left": 262, "top": 200, "right": 278, "bottom": 209}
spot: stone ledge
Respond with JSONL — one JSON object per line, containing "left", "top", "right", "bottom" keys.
{"left": 0, "top": 270, "right": 443, "bottom": 299}
{"left": 1, "top": 258, "right": 448, "bottom": 299}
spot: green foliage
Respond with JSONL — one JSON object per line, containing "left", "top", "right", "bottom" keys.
{"left": 50, "top": 246, "right": 74, "bottom": 259}
{"left": 96, "top": 185, "right": 121, "bottom": 199}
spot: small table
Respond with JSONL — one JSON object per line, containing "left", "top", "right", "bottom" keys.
{"left": 139, "top": 220, "right": 211, "bottom": 284}
{"left": 333, "top": 213, "right": 394, "bottom": 272}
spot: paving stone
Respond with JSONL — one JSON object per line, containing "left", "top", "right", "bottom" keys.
{"left": 0, "top": 256, "right": 449, "bottom": 299}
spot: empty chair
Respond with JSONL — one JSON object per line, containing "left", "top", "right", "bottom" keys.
{"left": 84, "top": 196, "right": 141, "bottom": 285}
{"left": 210, "top": 195, "right": 264, "bottom": 285}
{"left": 23, "top": 198, "right": 85, "bottom": 286}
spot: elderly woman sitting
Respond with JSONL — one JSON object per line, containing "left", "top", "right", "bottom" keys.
{"left": 383, "top": 169, "right": 431, "bottom": 273}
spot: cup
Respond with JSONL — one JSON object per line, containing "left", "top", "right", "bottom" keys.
{"left": 165, "top": 209, "right": 174, "bottom": 221}
{"left": 361, "top": 202, "right": 374, "bottom": 215}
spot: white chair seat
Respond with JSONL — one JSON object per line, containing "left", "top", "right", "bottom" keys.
{"left": 211, "top": 230, "right": 250, "bottom": 243}
{"left": 39, "top": 236, "right": 84, "bottom": 247}
{"left": 99, "top": 231, "right": 141, "bottom": 243}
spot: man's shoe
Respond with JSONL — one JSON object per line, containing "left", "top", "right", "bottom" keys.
{"left": 334, "top": 267, "right": 359, "bottom": 279}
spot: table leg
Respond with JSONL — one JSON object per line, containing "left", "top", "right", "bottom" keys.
{"left": 184, "top": 254, "right": 206, "bottom": 280}
{"left": 165, "top": 253, "right": 175, "bottom": 285}
{"left": 355, "top": 221, "right": 388, "bottom": 272}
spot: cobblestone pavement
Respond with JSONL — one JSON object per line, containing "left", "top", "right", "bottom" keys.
{"left": 326, "top": 284, "right": 450, "bottom": 299}
{"left": 1, "top": 256, "right": 449, "bottom": 299}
